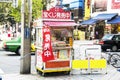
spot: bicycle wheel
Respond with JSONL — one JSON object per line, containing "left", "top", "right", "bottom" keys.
{"left": 109, "top": 54, "right": 120, "bottom": 68}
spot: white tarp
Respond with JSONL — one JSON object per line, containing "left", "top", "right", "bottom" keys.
{"left": 73, "top": 40, "right": 101, "bottom": 60}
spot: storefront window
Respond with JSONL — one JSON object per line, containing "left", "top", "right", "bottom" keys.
{"left": 111, "top": 24, "right": 118, "bottom": 34}
{"left": 51, "top": 27, "right": 72, "bottom": 47}
{"left": 73, "top": 28, "right": 85, "bottom": 40}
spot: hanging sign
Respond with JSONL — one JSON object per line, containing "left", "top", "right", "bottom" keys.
{"left": 24, "top": 27, "right": 30, "bottom": 39}
{"left": 42, "top": 26, "right": 54, "bottom": 62}
{"left": 42, "top": 7, "right": 71, "bottom": 19}
{"left": 87, "top": 0, "right": 90, "bottom": 8}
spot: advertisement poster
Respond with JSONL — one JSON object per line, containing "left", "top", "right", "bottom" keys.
{"left": 36, "top": 49, "right": 43, "bottom": 68}
{"left": 92, "top": 0, "right": 107, "bottom": 13}
{"left": 111, "top": 0, "right": 120, "bottom": 9}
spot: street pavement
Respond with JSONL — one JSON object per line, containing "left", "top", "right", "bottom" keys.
{"left": 0, "top": 41, "right": 120, "bottom": 80}
{"left": 0, "top": 65, "right": 120, "bottom": 80}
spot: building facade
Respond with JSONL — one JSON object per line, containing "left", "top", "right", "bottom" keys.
{"left": 91, "top": 0, "right": 120, "bottom": 39}
{"left": 45, "top": 0, "right": 120, "bottom": 39}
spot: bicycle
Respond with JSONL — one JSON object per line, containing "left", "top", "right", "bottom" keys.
{"left": 107, "top": 51, "right": 120, "bottom": 68}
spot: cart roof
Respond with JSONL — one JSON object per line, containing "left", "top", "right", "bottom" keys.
{"left": 43, "top": 20, "right": 77, "bottom": 27}
{"left": 33, "top": 19, "right": 78, "bottom": 27}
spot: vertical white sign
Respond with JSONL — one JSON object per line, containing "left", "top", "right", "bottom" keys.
{"left": 0, "top": 0, "right": 12, "bottom": 2}
{"left": 12, "top": 0, "right": 18, "bottom": 8}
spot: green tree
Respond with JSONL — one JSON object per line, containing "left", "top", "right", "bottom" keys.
{"left": 32, "top": 0, "right": 43, "bottom": 19}
{"left": 0, "top": 2, "right": 12, "bottom": 24}
{"left": 9, "top": 0, "right": 21, "bottom": 23}
{"left": 9, "top": 0, "right": 43, "bottom": 23}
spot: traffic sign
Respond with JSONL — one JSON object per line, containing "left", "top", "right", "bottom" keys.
{"left": 0, "top": 0, "right": 12, "bottom": 2}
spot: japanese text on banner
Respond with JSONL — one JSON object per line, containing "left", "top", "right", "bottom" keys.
{"left": 42, "top": 26, "right": 54, "bottom": 62}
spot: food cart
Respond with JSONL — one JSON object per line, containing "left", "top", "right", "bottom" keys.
{"left": 33, "top": 7, "right": 77, "bottom": 76}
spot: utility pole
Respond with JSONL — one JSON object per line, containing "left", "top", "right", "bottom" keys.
{"left": 20, "top": 0, "right": 32, "bottom": 74}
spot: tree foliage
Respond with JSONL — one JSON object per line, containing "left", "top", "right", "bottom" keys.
{"left": 0, "top": 2, "right": 12, "bottom": 23}
{"left": 32, "top": 0, "right": 43, "bottom": 19}
{"left": 0, "top": 0, "right": 43, "bottom": 24}
{"left": 10, "top": 0, "right": 43, "bottom": 22}
{"left": 9, "top": 0, "right": 21, "bottom": 23}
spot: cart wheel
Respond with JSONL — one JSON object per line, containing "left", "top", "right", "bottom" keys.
{"left": 64, "top": 71, "right": 70, "bottom": 75}
{"left": 36, "top": 69, "right": 39, "bottom": 74}
{"left": 36, "top": 69, "right": 39, "bottom": 73}
{"left": 42, "top": 72, "right": 46, "bottom": 77}
{"left": 36, "top": 69, "right": 42, "bottom": 75}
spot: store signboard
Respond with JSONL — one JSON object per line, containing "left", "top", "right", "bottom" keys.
{"left": 42, "top": 7, "right": 71, "bottom": 20}
{"left": 111, "top": 0, "right": 120, "bottom": 9}
{"left": 84, "top": 0, "right": 91, "bottom": 20}
{"left": 92, "top": 0, "right": 107, "bottom": 13}
{"left": 91, "top": 0, "right": 120, "bottom": 15}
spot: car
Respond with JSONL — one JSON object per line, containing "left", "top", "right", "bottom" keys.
{"left": 99, "top": 34, "right": 120, "bottom": 52}
{"left": 2, "top": 37, "right": 35, "bottom": 55}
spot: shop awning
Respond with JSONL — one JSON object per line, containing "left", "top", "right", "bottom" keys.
{"left": 80, "top": 18, "right": 98, "bottom": 25}
{"left": 107, "top": 16, "right": 120, "bottom": 24}
{"left": 93, "top": 13, "right": 118, "bottom": 20}
{"left": 43, "top": 21, "right": 77, "bottom": 27}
